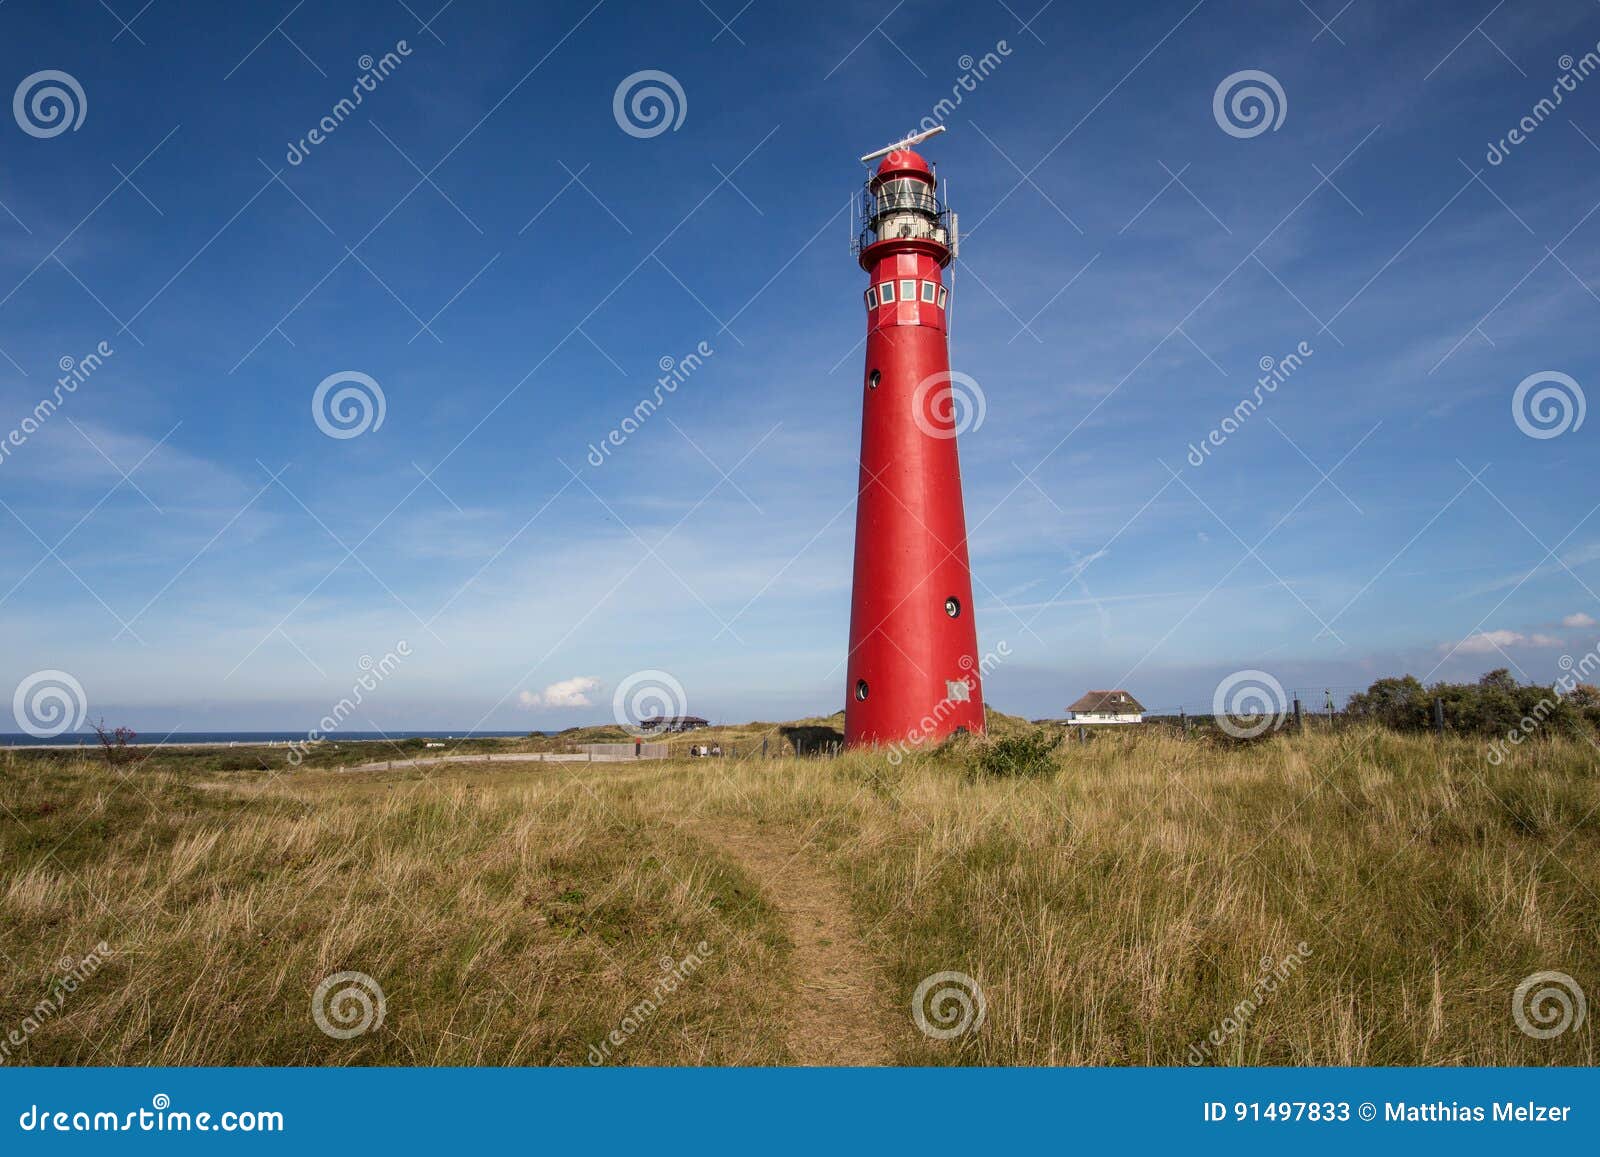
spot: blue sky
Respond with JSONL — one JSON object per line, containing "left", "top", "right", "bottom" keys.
{"left": 3, "top": 0, "right": 1600, "bottom": 732}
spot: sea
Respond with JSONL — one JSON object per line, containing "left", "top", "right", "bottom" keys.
{"left": 1, "top": 730, "right": 548, "bottom": 748}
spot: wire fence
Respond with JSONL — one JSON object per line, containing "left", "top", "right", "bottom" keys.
{"left": 576, "top": 682, "right": 1502, "bottom": 762}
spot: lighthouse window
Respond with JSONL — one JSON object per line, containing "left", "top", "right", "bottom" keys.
{"left": 866, "top": 287, "right": 877, "bottom": 309}
{"left": 944, "top": 596, "right": 961, "bottom": 618}
{"left": 878, "top": 281, "right": 895, "bottom": 304}
{"left": 938, "top": 286, "right": 948, "bottom": 309}
{"left": 855, "top": 679, "right": 870, "bottom": 701}
{"left": 920, "top": 281, "right": 937, "bottom": 303}
{"left": 899, "top": 279, "right": 916, "bottom": 303}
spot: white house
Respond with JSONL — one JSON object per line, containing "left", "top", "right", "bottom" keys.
{"left": 1066, "top": 690, "right": 1145, "bottom": 725}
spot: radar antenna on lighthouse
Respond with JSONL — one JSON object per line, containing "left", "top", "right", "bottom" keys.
{"left": 858, "top": 124, "right": 947, "bottom": 164}
{"left": 843, "top": 128, "right": 985, "bottom": 748}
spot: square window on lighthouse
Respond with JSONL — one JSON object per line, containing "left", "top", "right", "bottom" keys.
{"left": 866, "top": 287, "right": 877, "bottom": 308}
{"left": 878, "top": 281, "right": 895, "bottom": 304}
{"left": 899, "top": 279, "right": 916, "bottom": 303}
{"left": 920, "top": 281, "right": 936, "bottom": 303}
{"left": 938, "top": 286, "right": 948, "bottom": 309}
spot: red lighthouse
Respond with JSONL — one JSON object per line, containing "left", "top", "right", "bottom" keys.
{"left": 844, "top": 129, "right": 985, "bottom": 748}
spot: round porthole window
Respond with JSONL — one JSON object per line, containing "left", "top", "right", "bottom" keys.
{"left": 868, "top": 369, "right": 880, "bottom": 389}
{"left": 944, "top": 596, "right": 961, "bottom": 618}
{"left": 855, "top": 679, "right": 869, "bottom": 701}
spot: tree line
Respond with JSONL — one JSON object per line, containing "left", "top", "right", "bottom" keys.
{"left": 1345, "top": 668, "right": 1600, "bottom": 739}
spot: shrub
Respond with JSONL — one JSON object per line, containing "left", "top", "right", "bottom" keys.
{"left": 1345, "top": 675, "right": 1430, "bottom": 730}
{"left": 1346, "top": 669, "right": 1593, "bottom": 740}
{"left": 963, "top": 727, "right": 1064, "bottom": 779}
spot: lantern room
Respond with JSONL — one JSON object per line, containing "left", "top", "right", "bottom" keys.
{"left": 855, "top": 148, "right": 956, "bottom": 265}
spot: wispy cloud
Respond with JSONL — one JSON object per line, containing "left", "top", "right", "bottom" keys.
{"left": 1447, "top": 629, "right": 1564, "bottom": 655}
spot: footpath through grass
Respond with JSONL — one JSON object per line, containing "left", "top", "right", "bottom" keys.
{"left": 1, "top": 726, "right": 1595, "bottom": 1065}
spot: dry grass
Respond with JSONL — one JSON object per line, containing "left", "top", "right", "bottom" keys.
{"left": 1, "top": 726, "right": 1595, "bottom": 1066}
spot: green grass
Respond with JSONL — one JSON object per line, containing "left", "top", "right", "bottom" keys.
{"left": 1, "top": 724, "right": 1594, "bottom": 1065}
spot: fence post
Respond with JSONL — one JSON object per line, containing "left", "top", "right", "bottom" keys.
{"left": 1293, "top": 697, "right": 1304, "bottom": 732}
{"left": 1433, "top": 697, "right": 1445, "bottom": 736}
{"left": 762, "top": 737, "right": 768, "bottom": 758}
{"left": 1178, "top": 708, "right": 1187, "bottom": 737}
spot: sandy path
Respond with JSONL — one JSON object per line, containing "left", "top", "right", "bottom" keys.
{"left": 688, "top": 819, "right": 897, "bottom": 1066}
{"left": 341, "top": 752, "right": 656, "bottom": 771}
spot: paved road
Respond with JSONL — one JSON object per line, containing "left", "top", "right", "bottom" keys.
{"left": 342, "top": 752, "right": 663, "bottom": 772}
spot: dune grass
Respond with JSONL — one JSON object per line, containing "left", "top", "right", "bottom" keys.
{"left": 0, "top": 725, "right": 1595, "bottom": 1066}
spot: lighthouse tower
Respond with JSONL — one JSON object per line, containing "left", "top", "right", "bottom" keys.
{"left": 844, "top": 131, "right": 985, "bottom": 748}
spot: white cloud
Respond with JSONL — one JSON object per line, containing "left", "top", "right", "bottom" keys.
{"left": 1452, "top": 632, "right": 1513, "bottom": 654}
{"left": 519, "top": 675, "right": 601, "bottom": 709}
{"left": 1450, "top": 630, "right": 1563, "bottom": 654}
{"left": 1562, "top": 612, "right": 1596, "bottom": 628}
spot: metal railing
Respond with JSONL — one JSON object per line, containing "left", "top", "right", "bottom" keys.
{"left": 850, "top": 184, "right": 959, "bottom": 257}
{"left": 853, "top": 208, "right": 955, "bottom": 255}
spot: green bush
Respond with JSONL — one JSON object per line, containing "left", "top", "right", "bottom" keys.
{"left": 963, "top": 728, "right": 1065, "bottom": 779}
{"left": 1346, "top": 668, "right": 1592, "bottom": 739}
